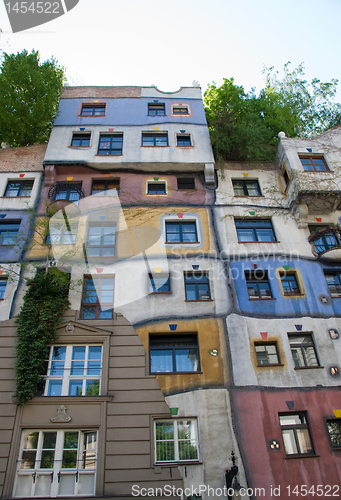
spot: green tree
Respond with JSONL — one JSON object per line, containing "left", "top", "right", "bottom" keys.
{"left": 0, "top": 49, "right": 65, "bottom": 147}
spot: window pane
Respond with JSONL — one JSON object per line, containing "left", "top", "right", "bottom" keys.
{"left": 150, "top": 350, "right": 173, "bottom": 372}
{"left": 282, "top": 429, "right": 298, "bottom": 454}
{"left": 327, "top": 421, "right": 341, "bottom": 447}
{"left": 82, "top": 307, "right": 96, "bottom": 319}
{"left": 86, "top": 380, "right": 100, "bottom": 395}
{"left": 35, "top": 475, "right": 52, "bottom": 496}
{"left": 237, "top": 229, "right": 255, "bottom": 242}
{"left": 99, "top": 307, "right": 113, "bottom": 319}
{"left": 78, "top": 474, "right": 95, "bottom": 495}
{"left": 233, "top": 181, "right": 245, "bottom": 196}
{"left": 59, "top": 475, "right": 75, "bottom": 496}
{"left": 175, "top": 348, "right": 198, "bottom": 372}
{"left": 47, "top": 380, "right": 63, "bottom": 396}
{"left": 256, "top": 229, "right": 275, "bottom": 241}
{"left": 15, "top": 475, "right": 33, "bottom": 496}
{"left": 177, "top": 421, "right": 198, "bottom": 460}
{"left": 62, "top": 450, "right": 78, "bottom": 468}
{"left": 155, "top": 422, "right": 174, "bottom": 461}
{"left": 69, "top": 380, "right": 83, "bottom": 396}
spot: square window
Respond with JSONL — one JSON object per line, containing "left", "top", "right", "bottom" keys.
{"left": 147, "top": 182, "right": 166, "bottom": 195}
{"left": 150, "top": 334, "right": 199, "bottom": 373}
{"left": 49, "top": 224, "right": 78, "bottom": 245}
{"left": 149, "top": 273, "right": 170, "bottom": 293}
{"left": 86, "top": 223, "right": 116, "bottom": 257}
{"left": 4, "top": 180, "right": 33, "bottom": 197}
{"left": 0, "top": 278, "right": 7, "bottom": 299}
{"left": 288, "top": 333, "right": 319, "bottom": 368}
{"left": 98, "top": 134, "right": 123, "bottom": 155}
{"left": 324, "top": 270, "right": 341, "bottom": 297}
{"left": 184, "top": 272, "right": 211, "bottom": 301}
{"left": 235, "top": 219, "right": 276, "bottom": 242}
{"left": 172, "top": 106, "right": 189, "bottom": 115}
{"left": 81, "top": 277, "right": 114, "bottom": 319}
{"left": 71, "top": 133, "right": 90, "bottom": 147}
{"left": 80, "top": 104, "right": 106, "bottom": 116}
{"left": 142, "top": 133, "right": 168, "bottom": 147}
{"left": 279, "top": 272, "right": 301, "bottom": 295}
{"left": 165, "top": 221, "right": 198, "bottom": 243}
{"left": 255, "top": 343, "right": 280, "bottom": 365}
{"left": 50, "top": 183, "right": 83, "bottom": 202}
{"left": 148, "top": 103, "right": 165, "bottom": 116}
{"left": 0, "top": 221, "right": 20, "bottom": 245}
{"left": 177, "top": 135, "right": 191, "bottom": 147}
{"left": 279, "top": 413, "right": 314, "bottom": 456}
{"left": 177, "top": 178, "right": 195, "bottom": 190}
{"left": 154, "top": 419, "right": 199, "bottom": 463}
{"left": 327, "top": 420, "right": 341, "bottom": 448}
{"left": 245, "top": 270, "right": 272, "bottom": 299}
{"left": 232, "top": 180, "right": 261, "bottom": 196}
{"left": 299, "top": 155, "right": 329, "bottom": 172}
{"left": 91, "top": 180, "right": 120, "bottom": 195}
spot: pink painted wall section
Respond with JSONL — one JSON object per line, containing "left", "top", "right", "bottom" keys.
{"left": 233, "top": 388, "right": 341, "bottom": 500}
{"left": 38, "top": 165, "right": 213, "bottom": 212}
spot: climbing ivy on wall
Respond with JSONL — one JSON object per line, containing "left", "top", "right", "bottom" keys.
{"left": 14, "top": 268, "right": 70, "bottom": 406}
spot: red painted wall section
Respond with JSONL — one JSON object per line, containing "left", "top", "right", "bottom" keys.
{"left": 233, "top": 387, "right": 341, "bottom": 500}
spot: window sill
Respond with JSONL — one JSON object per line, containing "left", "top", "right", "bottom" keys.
{"left": 294, "top": 366, "right": 324, "bottom": 370}
{"left": 302, "top": 170, "right": 332, "bottom": 173}
{"left": 28, "top": 395, "right": 113, "bottom": 403}
{"left": 141, "top": 146, "right": 170, "bottom": 148}
{"left": 283, "top": 294, "right": 305, "bottom": 298}
{"left": 149, "top": 291, "right": 172, "bottom": 295}
{"left": 165, "top": 242, "right": 200, "bottom": 244}
{"left": 147, "top": 114, "right": 166, "bottom": 117}
{"left": 95, "top": 154, "right": 123, "bottom": 157}
{"left": 238, "top": 241, "right": 280, "bottom": 244}
{"left": 285, "top": 454, "right": 319, "bottom": 459}
{"left": 0, "top": 196, "right": 31, "bottom": 199}
{"left": 155, "top": 461, "right": 202, "bottom": 466}
{"left": 248, "top": 297, "right": 276, "bottom": 301}
{"left": 146, "top": 193, "right": 167, "bottom": 196}
{"left": 331, "top": 295, "right": 341, "bottom": 298}
{"left": 68, "top": 146, "right": 90, "bottom": 149}
{"left": 78, "top": 114, "right": 106, "bottom": 118}
{"left": 152, "top": 371, "right": 203, "bottom": 375}
{"left": 257, "top": 364, "right": 284, "bottom": 367}
{"left": 185, "top": 299, "right": 213, "bottom": 302}
{"left": 176, "top": 146, "right": 194, "bottom": 148}
{"left": 234, "top": 195, "right": 264, "bottom": 198}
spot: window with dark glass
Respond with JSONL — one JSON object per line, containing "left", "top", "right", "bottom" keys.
{"left": 91, "top": 180, "right": 120, "bottom": 195}
{"left": 184, "top": 273, "right": 211, "bottom": 301}
{"left": 97, "top": 134, "right": 123, "bottom": 155}
{"left": 299, "top": 155, "right": 329, "bottom": 172}
{"left": 155, "top": 419, "right": 199, "bottom": 463}
{"left": 309, "top": 225, "right": 341, "bottom": 254}
{"left": 280, "top": 272, "right": 301, "bottom": 295}
{"left": 0, "top": 222, "right": 20, "bottom": 245}
{"left": 235, "top": 219, "right": 276, "bottom": 242}
{"left": 52, "top": 183, "right": 83, "bottom": 202}
{"left": 149, "top": 273, "right": 170, "bottom": 293}
{"left": 327, "top": 420, "right": 341, "bottom": 448}
{"left": 288, "top": 334, "right": 319, "bottom": 368}
{"left": 81, "top": 277, "right": 114, "bottom": 319}
{"left": 86, "top": 224, "right": 116, "bottom": 257}
{"left": 245, "top": 270, "right": 272, "bottom": 299}
{"left": 149, "top": 334, "right": 199, "bottom": 373}
{"left": 166, "top": 221, "right": 198, "bottom": 243}
{"left": 148, "top": 103, "right": 165, "bottom": 115}
{"left": 177, "top": 135, "right": 191, "bottom": 147}
{"left": 71, "top": 133, "right": 90, "bottom": 147}
{"left": 4, "top": 180, "right": 33, "bottom": 197}
{"left": 147, "top": 182, "right": 166, "bottom": 194}
{"left": 324, "top": 270, "right": 341, "bottom": 297}
{"left": 279, "top": 413, "right": 314, "bottom": 456}
{"left": 172, "top": 106, "right": 189, "bottom": 115}
{"left": 232, "top": 180, "right": 261, "bottom": 196}
{"left": 80, "top": 104, "right": 105, "bottom": 116}
{"left": 255, "top": 343, "right": 280, "bottom": 365}
{"left": 142, "top": 133, "right": 168, "bottom": 147}
{"left": 177, "top": 178, "right": 195, "bottom": 190}
{"left": 0, "top": 278, "right": 7, "bottom": 299}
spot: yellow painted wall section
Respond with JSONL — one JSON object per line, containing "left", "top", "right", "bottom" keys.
{"left": 136, "top": 317, "right": 229, "bottom": 395}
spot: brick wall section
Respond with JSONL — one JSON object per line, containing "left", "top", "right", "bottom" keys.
{"left": 0, "top": 144, "right": 46, "bottom": 172}
{"left": 61, "top": 86, "right": 142, "bottom": 99}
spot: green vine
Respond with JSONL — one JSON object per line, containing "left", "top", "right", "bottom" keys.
{"left": 14, "top": 268, "right": 70, "bottom": 405}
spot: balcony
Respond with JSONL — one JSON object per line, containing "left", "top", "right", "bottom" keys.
{"left": 47, "top": 183, "right": 85, "bottom": 215}
{"left": 308, "top": 226, "right": 341, "bottom": 261}
{"left": 295, "top": 190, "right": 341, "bottom": 215}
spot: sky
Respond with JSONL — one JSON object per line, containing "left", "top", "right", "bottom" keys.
{"left": 1, "top": 0, "right": 341, "bottom": 99}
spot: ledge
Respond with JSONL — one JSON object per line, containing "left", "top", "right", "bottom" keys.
{"left": 248, "top": 298, "right": 276, "bottom": 301}
{"left": 285, "top": 454, "right": 319, "bottom": 459}
{"left": 185, "top": 299, "right": 213, "bottom": 302}
{"left": 257, "top": 364, "right": 284, "bottom": 367}
{"left": 294, "top": 366, "right": 324, "bottom": 370}
{"left": 239, "top": 241, "right": 280, "bottom": 244}
{"left": 153, "top": 371, "right": 203, "bottom": 375}
{"left": 27, "top": 395, "right": 113, "bottom": 404}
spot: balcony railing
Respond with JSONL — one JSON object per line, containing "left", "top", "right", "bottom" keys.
{"left": 308, "top": 226, "right": 341, "bottom": 257}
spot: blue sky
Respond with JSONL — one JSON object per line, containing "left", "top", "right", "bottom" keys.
{"left": 1, "top": 0, "right": 341, "bottom": 99}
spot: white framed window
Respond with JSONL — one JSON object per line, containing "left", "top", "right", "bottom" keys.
{"left": 48, "top": 224, "right": 78, "bottom": 245}
{"left": 44, "top": 345, "right": 102, "bottom": 396}
{"left": 154, "top": 419, "right": 199, "bottom": 463}
{"left": 14, "top": 429, "right": 97, "bottom": 497}
{"left": 171, "top": 104, "right": 190, "bottom": 116}
{"left": 146, "top": 179, "right": 167, "bottom": 196}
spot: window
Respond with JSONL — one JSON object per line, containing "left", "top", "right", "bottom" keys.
{"left": 154, "top": 419, "right": 199, "bottom": 463}
{"left": 177, "top": 135, "right": 191, "bottom": 147}
{"left": 97, "top": 134, "right": 123, "bottom": 155}
{"left": 235, "top": 219, "right": 276, "bottom": 242}
{"left": 87, "top": 224, "right": 116, "bottom": 257}
{"left": 324, "top": 270, "right": 341, "bottom": 297}
{"left": 279, "top": 272, "right": 301, "bottom": 295}
{"left": 172, "top": 106, "right": 189, "bottom": 115}
{"left": 282, "top": 169, "right": 290, "bottom": 190}
{"left": 81, "top": 277, "right": 114, "bottom": 319}
{"left": 232, "top": 180, "right": 261, "bottom": 196}
{"left": 4, "top": 180, "right": 33, "bottom": 197}
{"left": 49, "top": 224, "right": 78, "bottom": 245}
{"left": 299, "top": 155, "right": 329, "bottom": 172}
{"left": 0, "top": 278, "right": 7, "bottom": 299}
{"left": 177, "top": 178, "right": 195, "bottom": 190}
{"left": 288, "top": 334, "right": 319, "bottom": 368}
{"left": 71, "top": 133, "right": 90, "bottom": 147}
{"left": 147, "top": 182, "right": 166, "bottom": 194}
{"left": 91, "top": 180, "right": 120, "bottom": 195}
{"left": 14, "top": 429, "right": 97, "bottom": 497}
{"left": 50, "top": 183, "right": 84, "bottom": 202}
{"left": 148, "top": 103, "right": 165, "bottom": 115}
{"left": 326, "top": 420, "right": 341, "bottom": 448}
{"left": 245, "top": 270, "right": 272, "bottom": 299}
{"left": 309, "top": 226, "right": 341, "bottom": 254}
{"left": 80, "top": 104, "right": 105, "bottom": 116}
{"left": 44, "top": 345, "right": 102, "bottom": 396}
{"left": 165, "top": 221, "right": 198, "bottom": 243}
{"left": 150, "top": 334, "right": 199, "bottom": 373}
{"left": 142, "top": 133, "right": 168, "bottom": 147}
{"left": 149, "top": 274, "right": 170, "bottom": 293}
{"left": 0, "top": 222, "right": 20, "bottom": 245}
{"left": 255, "top": 343, "right": 280, "bottom": 365}
{"left": 184, "top": 273, "right": 211, "bottom": 301}
{"left": 279, "top": 413, "right": 314, "bottom": 456}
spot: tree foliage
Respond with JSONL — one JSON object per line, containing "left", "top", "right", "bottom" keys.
{"left": 204, "top": 62, "right": 341, "bottom": 162}
{"left": 0, "top": 49, "right": 65, "bottom": 147}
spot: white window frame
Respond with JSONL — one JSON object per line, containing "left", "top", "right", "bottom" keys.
{"left": 154, "top": 418, "right": 199, "bottom": 464}
{"left": 14, "top": 429, "right": 97, "bottom": 497}
{"left": 163, "top": 215, "right": 201, "bottom": 247}
{"left": 171, "top": 104, "right": 191, "bottom": 116}
{"left": 146, "top": 179, "right": 168, "bottom": 196}
{"left": 44, "top": 345, "right": 103, "bottom": 397}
